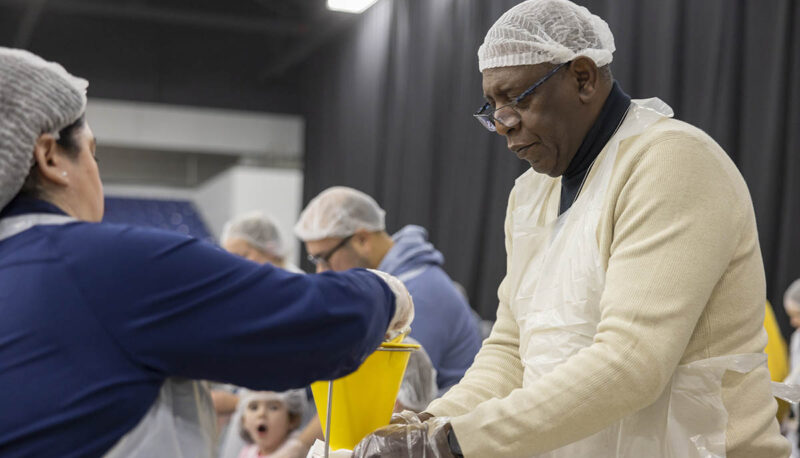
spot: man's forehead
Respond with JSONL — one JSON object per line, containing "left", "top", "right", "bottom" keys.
{"left": 482, "top": 64, "right": 552, "bottom": 95}
{"left": 305, "top": 237, "right": 342, "bottom": 252}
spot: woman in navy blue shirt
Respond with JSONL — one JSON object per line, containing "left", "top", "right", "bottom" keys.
{"left": 0, "top": 48, "right": 414, "bottom": 457}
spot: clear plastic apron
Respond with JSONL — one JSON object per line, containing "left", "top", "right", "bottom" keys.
{"left": 0, "top": 213, "right": 217, "bottom": 458}
{"left": 506, "top": 99, "right": 768, "bottom": 458}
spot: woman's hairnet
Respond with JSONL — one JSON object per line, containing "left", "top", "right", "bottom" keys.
{"left": 294, "top": 186, "right": 386, "bottom": 241}
{"left": 786, "top": 279, "right": 800, "bottom": 310}
{"left": 397, "top": 337, "right": 438, "bottom": 412}
{"left": 221, "top": 211, "right": 285, "bottom": 258}
{"left": 0, "top": 47, "right": 88, "bottom": 210}
{"left": 219, "top": 389, "right": 307, "bottom": 458}
{"left": 478, "top": 0, "right": 615, "bottom": 72}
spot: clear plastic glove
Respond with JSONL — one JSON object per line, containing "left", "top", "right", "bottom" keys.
{"left": 352, "top": 416, "right": 454, "bottom": 458}
{"left": 269, "top": 437, "right": 310, "bottom": 458}
{"left": 389, "top": 410, "right": 434, "bottom": 425}
{"left": 367, "top": 269, "right": 414, "bottom": 341}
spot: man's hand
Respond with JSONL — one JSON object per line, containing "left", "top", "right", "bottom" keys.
{"left": 353, "top": 416, "right": 454, "bottom": 458}
{"left": 390, "top": 410, "right": 434, "bottom": 425}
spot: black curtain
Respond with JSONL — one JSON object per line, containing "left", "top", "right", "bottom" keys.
{"left": 299, "top": 0, "right": 800, "bottom": 338}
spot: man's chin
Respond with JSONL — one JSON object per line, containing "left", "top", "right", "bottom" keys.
{"left": 529, "top": 160, "right": 553, "bottom": 176}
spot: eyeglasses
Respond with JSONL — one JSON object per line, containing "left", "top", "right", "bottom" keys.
{"left": 307, "top": 234, "right": 354, "bottom": 267}
{"left": 473, "top": 61, "right": 571, "bottom": 132}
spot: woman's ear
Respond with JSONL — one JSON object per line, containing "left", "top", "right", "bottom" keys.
{"left": 32, "top": 133, "right": 69, "bottom": 187}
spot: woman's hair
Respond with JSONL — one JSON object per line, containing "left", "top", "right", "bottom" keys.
{"left": 18, "top": 114, "right": 86, "bottom": 198}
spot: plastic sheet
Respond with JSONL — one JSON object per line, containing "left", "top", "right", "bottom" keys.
{"left": 103, "top": 378, "right": 216, "bottom": 458}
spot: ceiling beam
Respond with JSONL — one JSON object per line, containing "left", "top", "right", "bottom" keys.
{"left": 0, "top": 0, "right": 309, "bottom": 36}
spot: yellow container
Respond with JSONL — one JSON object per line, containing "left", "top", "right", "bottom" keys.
{"left": 311, "top": 342, "right": 419, "bottom": 451}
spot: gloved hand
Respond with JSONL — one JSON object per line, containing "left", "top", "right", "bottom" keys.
{"left": 266, "top": 437, "right": 309, "bottom": 458}
{"left": 352, "top": 416, "right": 454, "bottom": 458}
{"left": 367, "top": 269, "right": 415, "bottom": 341}
{"left": 390, "top": 410, "right": 434, "bottom": 425}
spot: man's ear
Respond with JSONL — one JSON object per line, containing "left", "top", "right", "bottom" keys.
{"left": 570, "top": 56, "right": 600, "bottom": 103}
{"left": 32, "top": 133, "right": 69, "bottom": 187}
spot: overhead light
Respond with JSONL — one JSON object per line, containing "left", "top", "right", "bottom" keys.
{"left": 326, "top": 0, "right": 379, "bottom": 14}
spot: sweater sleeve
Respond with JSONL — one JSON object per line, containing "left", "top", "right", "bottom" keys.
{"left": 62, "top": 224, "right": 395, "bottom": 390}
{"left": 426, "top": 187, "right": 524, "bottom": 417}
{"left": 447, "top": 134, "right": 748, "bottom": 456}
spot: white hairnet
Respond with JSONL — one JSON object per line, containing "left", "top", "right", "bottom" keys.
{"left": 219, "top": 389, "right": 307, "bottom": 458}
{"left": 397, "top": 337, "right": 438, "bottom": 412}
{"left": 478, "top": 0, "right": 615, "bottom": 72}
{"left": 221, "top": 211, "right": 285, "bottom": 258}
{"left": 294, "top": 186, "right": 386, "bottom": 241}
{"left": 786, "top": 279, "right": 800, "bottom": 310}
{"left": 0, "top": 47, "right": 88, "bottom": 210}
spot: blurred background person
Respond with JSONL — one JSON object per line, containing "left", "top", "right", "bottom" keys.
{"left": 783, "top": 279, "right": 800, "bottom": 457}
{"left": 221, "top": 211, "right": 302, "bottom": 272}
{"left": 295, "top": 186, "right": 482, "bottom": 394}
{"left": 219, "top": 390, "right": 308, "bottom": 458}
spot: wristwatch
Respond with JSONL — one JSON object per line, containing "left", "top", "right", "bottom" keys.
{"left": 447, "top": 427, "right": 464, "bottom": 457}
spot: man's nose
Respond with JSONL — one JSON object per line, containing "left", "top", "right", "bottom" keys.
{"left": 495, "top": 120, "right": 512, "bottom": 137}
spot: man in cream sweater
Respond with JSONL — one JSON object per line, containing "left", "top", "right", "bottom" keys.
{"left": 353, "top": 1, "right": 789, "bottom": 457}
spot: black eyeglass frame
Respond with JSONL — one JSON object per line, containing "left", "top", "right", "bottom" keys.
{"left": 307, "top": 234, "right": 355, "bottom": 266}
{"left": 473, "top": 61, "right": 572, "bottom": 132}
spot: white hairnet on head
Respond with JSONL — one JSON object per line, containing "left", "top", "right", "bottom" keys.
{"left": 219, "top": 389, "right": 308, "bottom": 458}
{"left": 786, "top": 279, "right": 800, "bottom": 310}
{"left": 221, "top": 211, "right": 285, "bottom": 258}
{"left": 0, "top": 47, "right": 88, "bottom": 210}
{"left": 294, "top": 186, "right": 386, "bottom": 241}
{"left": 397, "top": 337, "right": 438, "bottom": 412}
{"left": 478, "top": 0, "right": 615, "bottom": 72}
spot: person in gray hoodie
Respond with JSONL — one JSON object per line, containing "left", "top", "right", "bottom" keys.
{"left": 295, "top": 186, "right": 482, "bottom": 392}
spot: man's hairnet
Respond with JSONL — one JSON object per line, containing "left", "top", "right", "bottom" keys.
{"left": 478, "top": 0, "right": 615, "bottom": 72}
{"left": 221, "top": 211, "right": 285, "bottom": 258}
{"left": 0, "top": 47, "right": 88, "bottom": 210}
{"left": 294, "top": 186, "right": 386, "bottom": 241}
{"left": 786, "top": 279, "right": 800, "bottom": 310}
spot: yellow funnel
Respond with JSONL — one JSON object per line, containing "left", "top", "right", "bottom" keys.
{"left": 311, "top": 341, "right": 419, "bottom": 451}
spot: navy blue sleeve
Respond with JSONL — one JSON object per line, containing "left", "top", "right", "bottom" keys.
{"left": 58, "top": 223, "right": 395, "bottom": 390}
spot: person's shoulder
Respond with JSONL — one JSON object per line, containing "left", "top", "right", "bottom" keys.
{"left": 56, "top": 221, "right": 211, "bottom": 262}
{"left": 617, "top": 117, "right": 747, "bottom": 194}
{"left": 59, "top": 220, "right": 193, "bottom": 245}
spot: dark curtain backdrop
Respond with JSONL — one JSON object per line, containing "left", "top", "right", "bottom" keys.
{"left": 299, "top": 0, "right": 800, "bottom": 338}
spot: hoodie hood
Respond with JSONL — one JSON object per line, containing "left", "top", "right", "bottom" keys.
{"left": 378, "top": 225, "right": 444, "bottom": 277}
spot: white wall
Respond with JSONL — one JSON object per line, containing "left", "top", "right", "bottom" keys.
{"left": 196, "top": 166, "right": 304, "bottom": 265}
{"left": 87, "top": 98, "right": 304, "bottom": 158}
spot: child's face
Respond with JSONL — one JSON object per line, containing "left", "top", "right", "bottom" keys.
{"left": 242, "top": 396, "right": 294, "bottom": 454}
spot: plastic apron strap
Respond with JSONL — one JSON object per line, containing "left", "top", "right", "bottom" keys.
{"left": 0, "top": 213, "right": 75, "bottom": 241}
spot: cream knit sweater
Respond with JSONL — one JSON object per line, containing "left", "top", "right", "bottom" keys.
{"left": 426, "top": 118, "right": 789, "bottom": 457}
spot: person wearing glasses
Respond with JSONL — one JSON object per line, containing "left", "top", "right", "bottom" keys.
{"left": 294, "top": 186, "right": 482, "bottom": 394}
{"left": 0, "top": 48, "right": 415, "bottom": 458}
{"left": 353, "top": 0, "right": 788, "bottom": 457}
